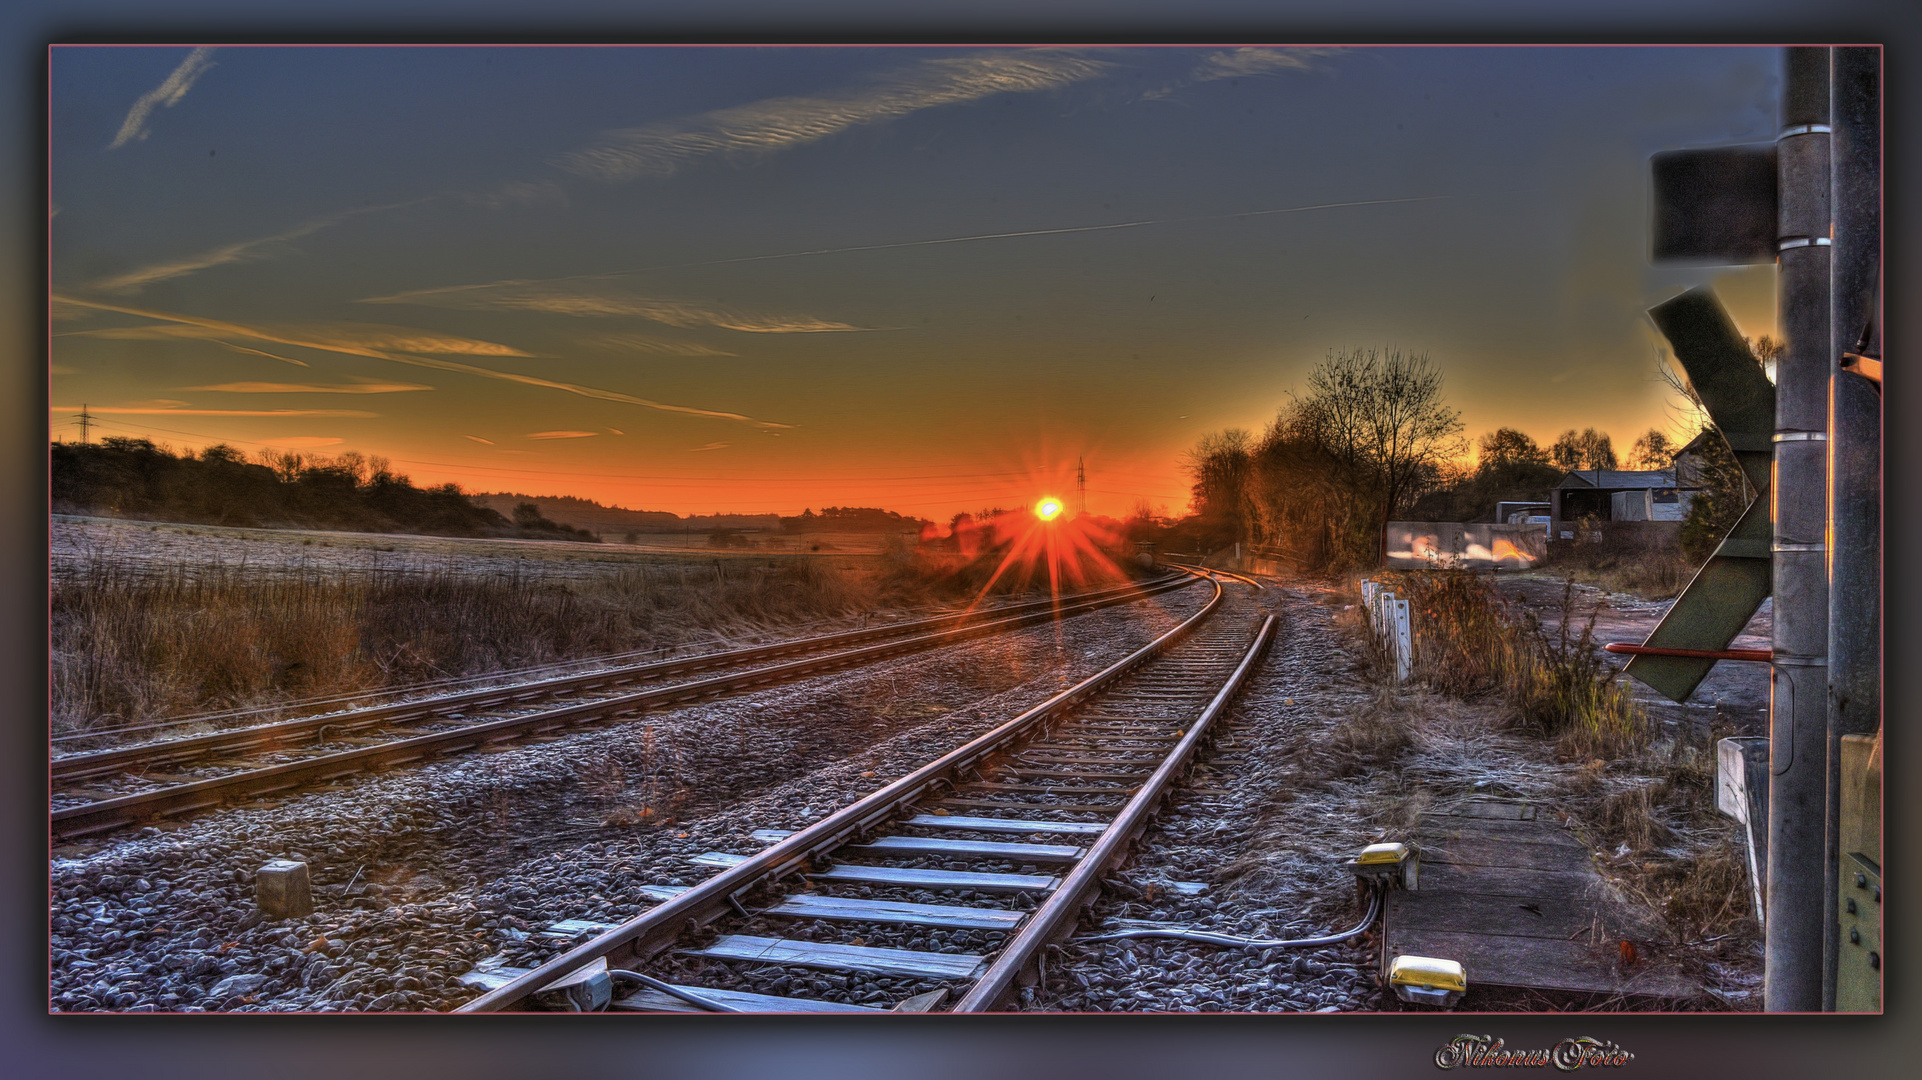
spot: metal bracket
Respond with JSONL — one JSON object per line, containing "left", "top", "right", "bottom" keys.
{"left": 1778, "top": 123, "right": 1834, "bottom": 139}
{"left": 1778, "top": 236, "right": 1833, "bottom": 251}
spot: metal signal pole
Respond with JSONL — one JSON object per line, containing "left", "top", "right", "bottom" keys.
{"left": 1766, "top": 45, "right": 1832, "bottom": 1013}
{"left": 1076, "top": 456, "right": 1086, "bottom": 515}
{"left": 1823, "top": 45, "right": 1881, "bottom": 1011}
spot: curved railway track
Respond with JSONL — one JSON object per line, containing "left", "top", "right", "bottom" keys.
{"left": 456, "top": 572, "right": 1274, "bottom": 1013}
{"left": 51, "top": 573, "right": 1198, "bottom": 841}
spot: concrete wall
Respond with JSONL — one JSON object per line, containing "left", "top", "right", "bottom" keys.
{"left": 1385, "top": 522, "right": 1546, "bottom": 570}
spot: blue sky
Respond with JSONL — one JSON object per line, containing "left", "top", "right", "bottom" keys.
{"left": 51, "top": 45, "right": 1783, "bottom": 515}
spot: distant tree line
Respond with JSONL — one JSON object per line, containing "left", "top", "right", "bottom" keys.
{"left": 51, "top": 438, "right": 597, "bottom": 541}
{"left": 1176, "top": 342, "right": 1742, "bottom": 572}
{"left": 781, "top": 506, "right": 931, "bottom": 534}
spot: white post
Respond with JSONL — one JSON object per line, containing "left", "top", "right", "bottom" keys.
{"left": 1394, "top": 598, "right": 1413, "bottom": 683}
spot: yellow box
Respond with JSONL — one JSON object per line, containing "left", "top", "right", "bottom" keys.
{"left": 1389, "top": 955, "right": 1466, "bottom": 1006}
{"left": 1356, "top": 842, "right": 1411, "bottom": 865}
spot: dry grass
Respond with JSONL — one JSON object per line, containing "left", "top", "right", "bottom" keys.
{"left": 1324, "top": 689, "right": 1415, "bottom": 777}
{"left": 1335, "top": 573, "right": 1758, "bottom": 1002}
{"left": 50, "top": 552, "right": 999, "bottom": 737}
{"left": 1367, "top": 571, "right": 1651, "bottom": 758}
{"left": 1543, "top": 525, "right": 1695, "bottom": 601}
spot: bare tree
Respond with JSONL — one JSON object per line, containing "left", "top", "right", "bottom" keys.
{"left": 1300, "top": 347, "right": 1466, "bottom": 563}
{"left": 1182, "top": 428, "right": 1256, "bottom": 549}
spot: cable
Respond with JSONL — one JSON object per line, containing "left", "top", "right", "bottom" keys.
{"left": 607, "top": 970, "right": 743, "bottom": 1013}
{"left": 1069, "top": 888, "right": 1381, "bottom": 951}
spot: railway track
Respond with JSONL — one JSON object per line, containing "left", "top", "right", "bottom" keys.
{"left": 51, "top": 573, "right": 1198, "bottom": 841}
{"left": 455, "top": 572, "right": 1274, "bottom": 1013}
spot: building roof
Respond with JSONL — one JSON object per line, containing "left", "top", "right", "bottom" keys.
{"left": 1555, "top": 468, "right": 1678, "bottom": 490}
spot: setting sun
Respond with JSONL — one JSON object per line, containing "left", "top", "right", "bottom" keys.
{"left": 1034, "top": 497, "right": 1064, "bottom": 521}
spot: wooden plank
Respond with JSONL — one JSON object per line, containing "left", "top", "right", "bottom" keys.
{"left": 1016, "top": 753, "right": 1164, "bottom": 765}
{"left": 748, "top": 829, "right": 1083, "bottom": 863}
{"left": 932, "top": 798, "right": 1124, "bottom": 814}
{"left": 962, "top": 782, "right": 1134, "bottom": 795}
{"left": 457, "top": 959, "right": 529, "bottom": 990}
{"left": 537, "top": 918, "right": 616, "bottom": 939}
{"left": 1442, "top": 800, "right": 1541, "bottom": 820}
{"left": 1417, "top": 835, "right": 1595, "bottom": 873}
{"left": 1386, "top": 891, "right": 1619, "bottom": 941}
{"left": 613, "top": 984, "right": 883, "bottom": 1013}
{"left": 1026, "top": 737, "right": 1178, "bottom": 749}
{"left": 904, "top": 814, "right": 1108, "bottom": 836}
{"left": 683, "top": 935, "right": 985, "bottom": 980}
{"left": 1385, "top": 928, "right": 1698, "bottom": 999}
{"left": 812, "top": 863, "right": 1058, "bottom": 893}
{"left": 762, "top": 894, "right": 1026, "bottom": 930}
{"left": 1381, "top": 798, "right": 1699, "bottom": 1001}
{"left": 1416, "top": 862, "right": 1600, "bottom": 899}
{"left": 998, "top": 769, "right": 1149, "bottom": 781}
{"left": 1417, "top": 817, "right": 1586, "bottom": 842}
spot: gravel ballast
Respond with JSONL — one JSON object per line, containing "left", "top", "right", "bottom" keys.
{"left": 49, "top": 585, "right": 1210, "bottom": 1013}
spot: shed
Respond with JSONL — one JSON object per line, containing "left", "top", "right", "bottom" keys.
{"left": 1551, "top": 468, "right": 1695, "bottom": 532}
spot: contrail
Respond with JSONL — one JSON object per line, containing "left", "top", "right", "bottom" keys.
{"left": 389, "top": 194, "right": 1452, "bottom": 296}
{"left": 646, "top": 194, "right": 1452, "bottom": 271}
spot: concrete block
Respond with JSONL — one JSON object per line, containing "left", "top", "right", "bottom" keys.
{"left": 256, "top": 859, "right": 313, "bottom": 919}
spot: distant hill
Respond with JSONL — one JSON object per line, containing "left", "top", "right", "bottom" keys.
{"left": 474, "top": 493, "right": 676, "bottom": 535}
{"left": 52, "top": 440, "right": 593, "bottom": 541}
{"left": 473, "top": 494, "right": 780, "bottom": 536}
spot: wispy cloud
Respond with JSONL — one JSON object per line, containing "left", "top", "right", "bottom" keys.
{"left": 269, "top": 436, "right": 345, "bottom": 449}
{"left": 558, "top": 51, "right": 1112, "bottom": 182}
{"left": 85, "top": 200, "right": 429, "bottom": 295}
{"left": 364, "top": 283, "right": 873, "bottom": 333}
{"left": 586, "top": 332, "right": 737, "bottom": 357}
{"left": 65, "top": 318, "right": 525, "bottom": 357}
{"left": 182, "top": 379, "right": 434, "bottom": 394}
{"left": 606, "top": 428, "right": 623, "bottom": 435}
{"left": 688, "top": 441, "right": 730, "bottom": 452}
{"left": 68, "top": 323, "right": 310, "bottom": 364}
{"left": 110, "top": 47, "right": 217, "bottom": 149}
{"left": 53, "top": 295, "right": 795, "bottom": 428}
{"left": 464, "top": 435, "right": 494, "bottom": 445}
{"left": 51, "top": 404, "right": 377, "bottom": 417}
{"left": 526, "top": 430, "right": 597, "bottom": 440}
{"left": 1192, "top": 48, "right": 1343, "bottom": 82}
{"left": 465, "top": 179, "right": 569, "bottom": 211}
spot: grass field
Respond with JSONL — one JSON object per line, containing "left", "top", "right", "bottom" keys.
{"left": 50, "top": 516, "right": 1131, "bottom": 739}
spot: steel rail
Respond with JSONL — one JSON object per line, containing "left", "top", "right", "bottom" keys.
{"left": 952, "top": 612, "right": 1278, "bottom": 1011}
{"left": 61, "top": 580, "right": 1182, "bottom": 746}
{"left": 455, "top": 571, "right": 1229, "bottom": 1012}
{"left": 51, "top": 575, "right": 1200, "bottom": 840}
{"left": 54, "top": 575, "right": 1184, "bottom": 784}
{"left": 1156, "top": 559, "right": 1265, "bottom": 591}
